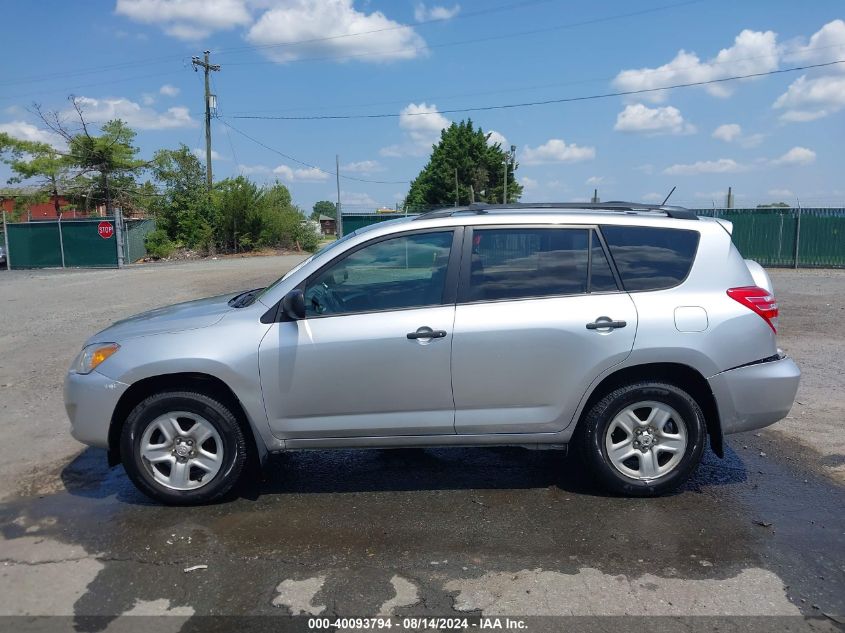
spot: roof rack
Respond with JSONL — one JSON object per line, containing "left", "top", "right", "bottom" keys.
{"left": 413, "top": 201, "right": 698, "bottom": 221}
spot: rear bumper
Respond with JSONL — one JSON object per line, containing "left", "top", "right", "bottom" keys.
{"left": 708, "top": 355, "right": 800, "bottom": 435}
{"left": 64, "top": 370, "right": 129, "bottom": 448}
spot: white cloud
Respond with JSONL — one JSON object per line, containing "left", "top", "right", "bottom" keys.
{"left": 192, "top": 147, "right": 225, "bottom": 161}
{"left": 381, "top": 102, "right": 451, "bottom": 156}
{"left": 641, "top": 192, "right": 664, "bottom": 202}
{"left": 712, "top": 123, "right": 742, "bottom": 142}
{"left": 712, "top": 123, "right": 765, "bottom": 147}
{"left": 141, "top": 93, "right": 156, "bottom": 105}
{"left": 522, "top": 139, "right": 595, "bottom": 164}
{"left": 400, "top": 102, "right": 450, "bottom": 144}
{"left": 635, "top": 164, "right": 655, "bottom": 175}
{"left": 414, "top": 3, "right": 460, "bottom": 22}
{"left": 272, "top": 164, "right": 329, "bottom": 182}
{"left": 773, "top": 73, "right": 845, "bottom": 122}
{"left": 115, "top": 0, "right": 252, "bottom": 40}
{"left": 663, "top": 158, "right": 748, "bottom": 175}
{"left": 585, "top": 176, "right": 604, "bottom": 186}
{"left": 68, "top": 96, "right": 196, "bottom": 129}
{"left": 247, "top": 0, "right": 426, "bottom": 64}
{"left": 784, "top": 19, "right": 845, "bottom": 64}
{"left": 0, "top": 120, "right": 66, "bottom": 149}
{"left": 521, "top": 176, "right": 538, "bottom": 189}
{"left": 771, "top": 146, "right": 816, "bottom": 166}
{"left": 159, "top": 84, "right": 180, "bottom": 97}
{"left": 773, "top": 20, "right": 845, "bottom": 122}
{"left": 614, "top": 103, "right": 695, "bottom": 135}
{"left": 486, "top": 130, "right": 508, "bottom": 147}
{"left": 613, "top": 29, "right": 779, "bottom": 102}
{"left": 342, "top": 160, "right": 383, "bottom": 174}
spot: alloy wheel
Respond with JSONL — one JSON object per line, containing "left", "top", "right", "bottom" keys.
{"left": 139, "top": 411, "right": 224, "bottom": 491}
{"left": 604, "top": 401, "right": 688, "bottom": 481}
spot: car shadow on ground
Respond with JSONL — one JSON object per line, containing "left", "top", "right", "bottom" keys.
{"left": 58, "top": 441, "right": 748, "bottom": 506}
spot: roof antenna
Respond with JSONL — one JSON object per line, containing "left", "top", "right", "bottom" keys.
{"left": 661, "top": 186, "right": 677, "bottom": 206}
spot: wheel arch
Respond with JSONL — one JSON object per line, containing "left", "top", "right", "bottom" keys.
{"left": 575, "top": 362, "right": 723, "bottom": 457}
{"left": 108, "top": 372, "right": 266, "bottom": 468}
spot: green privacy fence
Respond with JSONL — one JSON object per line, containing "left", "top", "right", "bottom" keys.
{"left": 2, "top": 217, "right": 157, "bottom": 269}
{"left": 342, "top": 207, "right": 845, "bottom": 268}
{"left": 698, "top": 208, "right": 845, "bottom": 268}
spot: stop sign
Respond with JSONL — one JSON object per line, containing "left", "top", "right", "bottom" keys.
{"left": 98, "top": 221, "right": 114, "bottom": 239}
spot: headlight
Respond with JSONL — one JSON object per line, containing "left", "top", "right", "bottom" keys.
{"left": 73, "top": 343, "right": 120, "bottom": 374}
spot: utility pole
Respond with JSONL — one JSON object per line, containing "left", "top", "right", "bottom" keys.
{"left": 503, "top": 145, "right": 516, "bottom": 204}
{"left": 336, "top": 155, "right": 343, "bottom": 238}
{"left": 455, "top": 167, "right": 459, "bottom": 207}
{"left": 192, "top": 51, "right": 220, "bottom": 191}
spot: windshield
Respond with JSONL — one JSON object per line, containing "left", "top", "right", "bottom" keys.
{"left": 256, "top": 217, "right": 413, "bottom": 301}
{"left": 256, "top": 229, "right": 360, "bottom": 300}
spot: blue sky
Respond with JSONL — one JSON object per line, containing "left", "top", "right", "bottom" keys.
{"left": 1, "top": 0, "right": 843, "bottom": 211}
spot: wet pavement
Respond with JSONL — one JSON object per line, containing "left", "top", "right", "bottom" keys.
{"left": 0, "top": 431, "right": 843, "bottom": 629}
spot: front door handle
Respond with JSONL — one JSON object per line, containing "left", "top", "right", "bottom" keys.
{"left": 586, "top": 318, "right": 627, "bottom": 330}
{"left": 407, "top": 327, "right": 447, "bottom": 340}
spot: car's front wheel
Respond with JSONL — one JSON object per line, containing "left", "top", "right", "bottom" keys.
{"left": 120, "top": 391, "right": 247, "bottom": 505}
{"left": 578, "top": 381, "right": 707, "bottom": 496}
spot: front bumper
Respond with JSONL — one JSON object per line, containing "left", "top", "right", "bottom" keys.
{"left": 708, "top": 355, "right": 801, "bottom": 435}
{"left": 64, "top": 370, "right": 129, "bottom": 448}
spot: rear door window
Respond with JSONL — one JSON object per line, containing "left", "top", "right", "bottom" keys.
{"left": 463, "top": 227, "right": 599, "bottom": 302}
{"left": 600, "top": 225, "right": 699, "bottom": 291}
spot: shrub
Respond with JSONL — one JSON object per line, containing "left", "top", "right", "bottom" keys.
{"left": 294, "top": 220, "right": 321, "bottom": 252}
{"left": 144, "top": 228, "right": 175, "bottom": 259}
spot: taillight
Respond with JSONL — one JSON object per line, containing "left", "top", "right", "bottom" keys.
{"left": 727, "top": 286, "right": 778, "bottom": 333}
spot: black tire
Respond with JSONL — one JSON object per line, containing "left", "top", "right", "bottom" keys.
{"left": 577, "top": 381, "right": 707, "bottom": 497}
{"left": 120, "top": 391, "right": 248, "bottom": 505}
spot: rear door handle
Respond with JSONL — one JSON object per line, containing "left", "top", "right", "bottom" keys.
{"left": 407, "top": 327, "right": 447, "bottom": 339}
{"left": 586, "top": 318, "right": 627, "bottom": 330}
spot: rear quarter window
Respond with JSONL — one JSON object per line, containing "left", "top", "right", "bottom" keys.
{"left": 600, "top": 225, "right": 699, "bottom": 291}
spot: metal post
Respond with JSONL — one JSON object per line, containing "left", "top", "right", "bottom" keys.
{"left": 335, "top": 154, "right": 343, "bottom": 238}
{"left": 794, "top": 197, "right": 802, "bottom": 269}
{"left": 455, "top": 167, "right": 459, "bottom": 207}
{"left": 503, "top": 158, "right": 508, "bottom": 204}
{"left": 57, "top": 215, "right": 66, "bottom": 268}
{"left": 2, "top": 210, "right": 11, "bottom": 270}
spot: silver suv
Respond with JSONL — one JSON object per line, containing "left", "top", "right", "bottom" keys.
{"left": 64, "top": 203, "right": 800, "bottom": 504}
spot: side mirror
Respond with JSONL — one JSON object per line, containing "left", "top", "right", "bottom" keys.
{"left": 281, "top": 289, "right": 306, "bottom": 321}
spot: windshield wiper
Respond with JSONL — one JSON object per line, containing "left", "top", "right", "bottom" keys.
{"left": 228, "top": 288, "right": 265, "bottom": 308}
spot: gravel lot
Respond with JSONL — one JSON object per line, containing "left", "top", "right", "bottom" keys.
{"left": 0, "top": 258, "right": 842, "bottom": 624}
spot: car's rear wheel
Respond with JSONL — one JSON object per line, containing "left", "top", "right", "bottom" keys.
{"left": 578, "top": 382, "right": 706, "bottom": 496}
{"left": 120, "top": 391, "right": 247, "bottom": 505}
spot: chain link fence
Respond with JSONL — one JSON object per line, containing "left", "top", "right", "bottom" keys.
{"left": 1, "top": 215, "right": 157, "bottom": 269}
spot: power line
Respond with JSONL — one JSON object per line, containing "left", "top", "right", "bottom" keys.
{"left": 223, "top": 0, "right": 706, "bottom": 67}
{"left": 0, "top": 0, "right": 558, "bottom": 87}
{"left": 213, "top": 0, "right": 561, "bottom": 57}
{"left": 218, "top": 118, "right": 409, "bottom": 185}
{"left": 224, "top": 41, "right": 845, "bottom": 117}
{"left": 222, "top": 59, "right": 845, "bottom": 121}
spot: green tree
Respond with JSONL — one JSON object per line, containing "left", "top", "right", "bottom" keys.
{"left": 405, "top": 120, "right": 521, "bottom": 209}
{"left": 310, "top": 200, "right": 337, "bottom": 220}
{"left": 213, "top": 176, "right": 263, "bottom": 252}
{"left": 149, "top": 145, "right": 213, "bottom": 249}
{"left": 0, "top": 133, "right": 75, "bottom": 216}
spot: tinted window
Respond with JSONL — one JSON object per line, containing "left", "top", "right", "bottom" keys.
{"left": 590, "top": 231, "right": 618, "bottom": 292}
{"left": 304, "top": 231, "right": 452, "bottom": 316}
{"left": 601, "top": 225, "right": 699, "bottom": 291}
{"left": 466, "top": 228, "right": 589, "bottom": 301}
